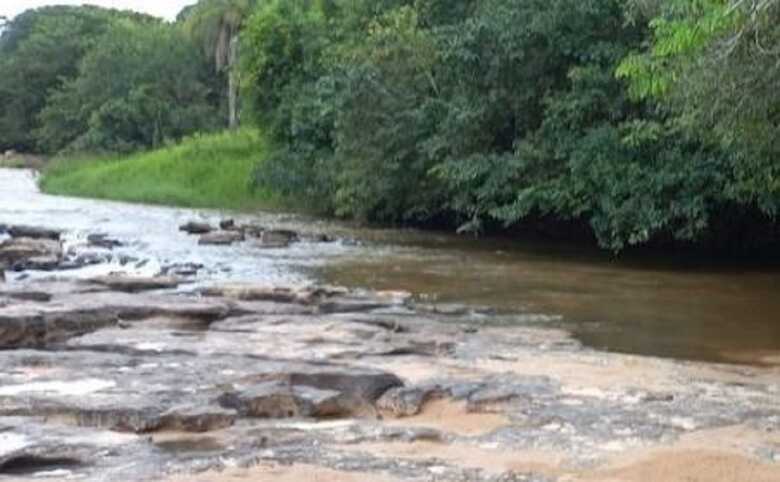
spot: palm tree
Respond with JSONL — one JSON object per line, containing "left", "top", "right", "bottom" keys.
{"left": 182, "top": 0, "right": 258, "bottom": 129}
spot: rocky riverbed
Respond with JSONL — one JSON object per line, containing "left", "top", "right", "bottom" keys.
{"left": 1, "top": 218, "right": 779, "bottom": 481}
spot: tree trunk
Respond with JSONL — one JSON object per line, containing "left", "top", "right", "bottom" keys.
{"left": 227, "top": 34, "right": 240, "bottom": 129}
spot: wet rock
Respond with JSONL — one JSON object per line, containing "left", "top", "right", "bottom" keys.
{"left": 160, "top": 405, "right": 237, "bottom": 432}
{"left": 198, "top": 231, "right": 245, "bottom": 246}
{"left": 87, "top": 233, "right": 123, "bottom": 249}
{"left": 179, "top": 221, "right": 214, "bottom": 235}
{"left": 88, "top": 275, "right": 181, "bottom": 292}
{"left": 377, "top": 386, "right": 444, "bottom": 417}
{"left": 0, "top": 237, "right": 63, "bottom": 271}
{"left": 58, "top": 251, "right": 112, "bottom": 270}
{"left": 0, "top": 288, "right": 232, "bottom": 348}
{"left": 200, "top": 285, "right": 314, "bottom": 304}
{"left": 218, "top": 382, "right": 354, "bottom": 419}
{"left": 319, "top": 290, "right": 411, "bottom": 314}
{"left": 255, "top": 230, "right": 298, "bottom": 249}
{"left": 219, "top": 219, "right": 236, "bottom": 230}
{"left": 298, "top": 232, "right": 338, "bottom": 243}
{"left": 279, "top": 367, "right": 403, "bottom": 403}
{"left": 160, "top": 262, "right": 204, "bottom": 277}
{"left": 241, "top": 224, "right": 266, "bottom": 237}
{"left": 7, "top": 225, "right": 61, "bottom": 241}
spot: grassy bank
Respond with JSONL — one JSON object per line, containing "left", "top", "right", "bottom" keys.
{"left": 40, "top": 129, "right": 273, "bottom": 210}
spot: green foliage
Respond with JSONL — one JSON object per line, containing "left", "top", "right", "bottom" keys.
{"left": 0, "top": 6, "right": 141, "bottom": 151}
{"left": 5, "top": 0, "right": 780, "bottom": 252}
{"left": 40, "top": 129, "right": 273, "bottom": 210}
{"left": 616, "top": 0, "right": 737, "bottom": 99}
{"left": 241, "top": 0, "right": 780, "bottom": 251}
{"left": 36, "top": 19, "right": 220, "bottom": 154}
{"left": 0, "top": 5, "right": 223, "bottom": 155}
{"left": 619, "top": 0, "right": 780, "bottom": 223}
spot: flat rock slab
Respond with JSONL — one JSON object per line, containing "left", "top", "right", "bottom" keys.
{"left": 0, "top": 238, "right": 62, "bottom": 269}
{"left": 198, "top": 231, "right": 245, "bottom": 246}
{"left": 88, "top": 275, "right": 182, "bottom": 292}
{"left": 6, "top": 225, "right": 61, "bottom": 240}
{"left": 0, "top": 281, "right": 778, "bottom": 482}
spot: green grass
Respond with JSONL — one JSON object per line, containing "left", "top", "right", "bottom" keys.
{"left": 40, "top": 129, "right": 274, "bottom": 210}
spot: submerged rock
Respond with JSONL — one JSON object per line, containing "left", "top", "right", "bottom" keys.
{"left": 159, "top": 262, "right": 204, "bottom": 277}
{"left": 88, "top": 275, "right": 181, "bottom": 292}
{"left": 87, "top": 233, "right": 123, "bottom": 249}
{"left": 7, "top": 225, "right": 61, "bottom": 241}
{"left": 179, "top": 222, "right": 213, "bottom": 235}
{"left": 198, "top": 231, "right": 245, "bottom": 246}
{"left": 0, "top": 237, "right": 63, "bottom": 271}
{"left": 219, "top": 219, "right": 236, "bottom": 230}
{"left": 255, "top": 230, "right": 298, "bottom": 249}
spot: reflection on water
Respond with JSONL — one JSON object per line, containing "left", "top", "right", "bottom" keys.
{"left": 321, "top": 231, "right": 780, "bottom": 366}
{"left": 3, "top": 168, "right": 779, "bottom": 365}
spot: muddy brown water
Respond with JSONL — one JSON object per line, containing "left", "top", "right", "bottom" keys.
{"left": 2, "top": 168, "right": 779, "bottom": 365}
{"left": 322, "top": 231, "right": 780, "bottom": 365}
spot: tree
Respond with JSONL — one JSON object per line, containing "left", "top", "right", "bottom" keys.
{"left": 182, "top": 0, "right": 259, "bottom": 129}
{"left": 37, "top": 19, "right": 220, "bottom": 153}
{"left": 0, "top": 6, "right": 143, "bottom": 151}
{"left": 618, "top": 0, "right": 780, "bottom": 225}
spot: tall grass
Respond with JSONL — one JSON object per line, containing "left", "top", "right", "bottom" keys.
{"left": 40, "top": 129, "right": 274, "bottom": 210}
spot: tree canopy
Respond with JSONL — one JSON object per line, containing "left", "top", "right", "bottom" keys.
{"left": 2, "top": 0, "right": 779, "bottom": 253}
{"left": 0, "top": 4, "right": 223, "bottom": 154}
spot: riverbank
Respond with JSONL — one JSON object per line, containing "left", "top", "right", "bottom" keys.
{"left": 39, "top": 129, "right": 275, "bottom": 211}
{"left": 2, "top": 172, "right": 780, "bottom": 480}
{"left": 0, "top": 152, "right": 46, "bottom": 169}
{"left": 0, "top": 271, "right": 779, "bottom": 481}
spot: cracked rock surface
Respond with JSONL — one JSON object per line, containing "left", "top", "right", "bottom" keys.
{"left": 0, "top": 276, "right": 778, "bottom": 481}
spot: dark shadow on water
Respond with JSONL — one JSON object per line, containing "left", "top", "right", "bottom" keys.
{"left": 320, "top": 227, "right": 780, "bottom": 366}
{"left": 0, "top": 456, "right": 81, "bottom": 475}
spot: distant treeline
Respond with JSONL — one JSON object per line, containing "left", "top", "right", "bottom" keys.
{"left": 2, "top": 0, "right": 779, "bottom": 252}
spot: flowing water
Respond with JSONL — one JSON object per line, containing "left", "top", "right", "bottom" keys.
{"left": 2, "top": 168, "right": 779, "bottom": 365}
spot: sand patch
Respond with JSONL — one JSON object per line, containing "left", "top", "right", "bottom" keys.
{"left": 571, "top": 425, "right": 780, "bottom": 482}
{"left": 385, "top": 398, "right": 510, "bottom": 436}
{"left": 167, "top": 463, "right": 402, "bottom": 482}
{"left": 574, "top": 450, "right": 780, "bottom": 482}
{"left": 343, "top": 440, "right": 565, "bottom": 477}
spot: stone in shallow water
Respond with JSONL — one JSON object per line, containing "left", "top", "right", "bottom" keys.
{"left": 198, "top": 231, "right": 245, "bottom": 246}
{"left": 7, "top": 225, "right": 61, "bottom": 241}
{"left": 0, "top": 237, "right": 62, "bottom": 271}
{"left": 254, "top": 230, "right": 298, "bottom": 249}
{"left": 86, "top": 233, "right": 123, "bottom": 249}
{"left": 179, "top": 222, "right": 214, "bottom": 235}
{"left": 88, "top": 275, "right": 181, "bottom": 292}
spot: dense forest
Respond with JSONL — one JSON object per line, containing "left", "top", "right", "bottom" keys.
{"left": 1, "top": 0, "right": 779, "bottom": 253}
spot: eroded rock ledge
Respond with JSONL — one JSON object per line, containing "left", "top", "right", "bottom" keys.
{"left": 0, "top": 277, "right": 778, "bottom": 481}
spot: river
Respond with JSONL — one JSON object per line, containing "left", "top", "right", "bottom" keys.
{"left": 2, "top": 167, "right": 779, "bottom": 365}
